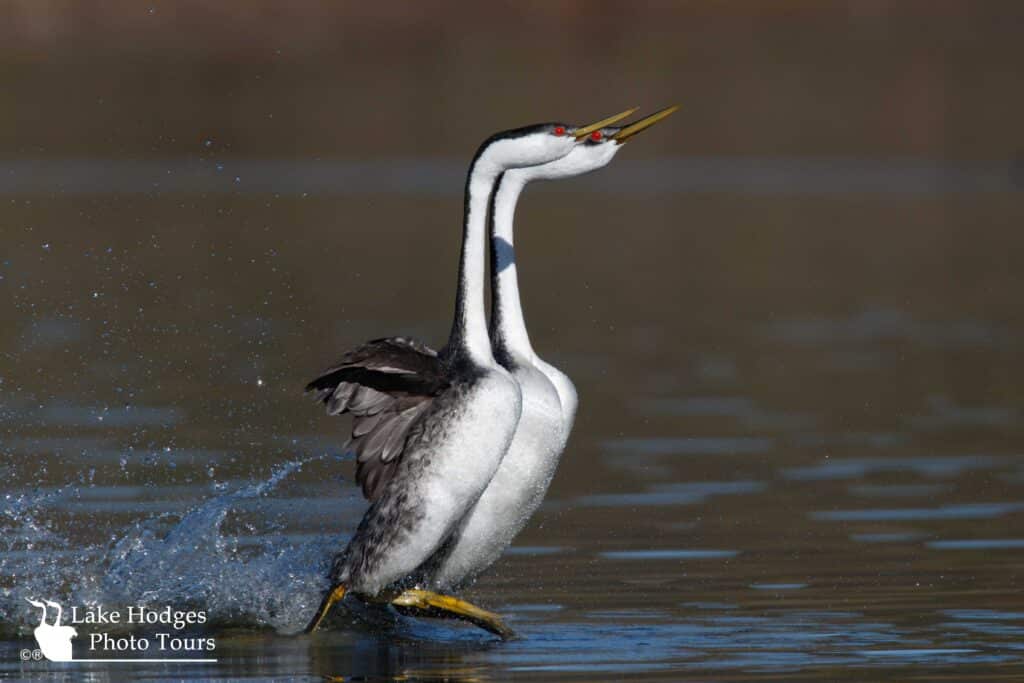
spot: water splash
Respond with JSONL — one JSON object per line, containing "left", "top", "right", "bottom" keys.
{"left": 0, "top": 457, "right": 345, "bottom": 637}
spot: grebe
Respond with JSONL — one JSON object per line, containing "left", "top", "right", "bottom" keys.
{"left": 403, "top": 106, "right": 681, "bottom": 595}
{"left": 303, "top": 112, "right": 633, "bottom": 637}
{"left": 385, "top": 107, "right": 678, "bottom": 632}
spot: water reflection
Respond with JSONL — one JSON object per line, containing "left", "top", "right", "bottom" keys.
{"left": 812, "top": 502, "right": 1024, "bottom": 521}
{"left": 851, "top": 532, "right": 929, "bottom": 544}
{"left": 577, "top": 481, "right": 764, "bottom": 507}
{"left": 927, "top": 539, "right": 1024, "bottom": 550}
{"left": 786, "top": 455, "right": 1006, "bottom": 481}
{"left": 599, "top": 550, "right": 739, "bottom": 560}
{"left": 602, "top": 437, "right": 773, "bottom": 456}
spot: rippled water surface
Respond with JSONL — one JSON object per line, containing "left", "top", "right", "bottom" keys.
{"left": 3, "top": 4, "right": 1024, "bottom": 681}
{"left": 4, "top": 229, "right": 1023, "bottom": 681}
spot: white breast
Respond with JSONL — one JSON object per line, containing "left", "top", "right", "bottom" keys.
{"left": 534, "top": 357, "right": 578, "bottom": 434}
{"left": 427, "top": 358, "right": 572, "bottom": 589}
{"left": 366, "top": 368, "right": 522, "bottom": 592}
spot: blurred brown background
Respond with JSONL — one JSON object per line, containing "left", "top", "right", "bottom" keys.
{"left": 2, "top": 1, "right": 1023, "bottom": 159}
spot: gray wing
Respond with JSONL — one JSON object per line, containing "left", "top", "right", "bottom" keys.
{"left": 306, "top": 336, "right": 448, "bottom": 501}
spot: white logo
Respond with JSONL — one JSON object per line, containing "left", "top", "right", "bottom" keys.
{"left": 25, "top": 599, "right": 77, "bottom": 662}
{"left": 21, "top": 597, "right": 218, "bottom": 664}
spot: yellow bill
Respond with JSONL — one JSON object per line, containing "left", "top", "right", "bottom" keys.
{"left": 611, "top": 105, "right": 680, "bottom": 143}
{"left": 575, "top": 107, "right": 639, "bottom": 140}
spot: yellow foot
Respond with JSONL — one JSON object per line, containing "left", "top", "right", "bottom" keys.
{"left": 305, "top": 584, "right": 347, "bottom": 633}
{"left": 391, "top": 588, "right": 516, "bottom": 639}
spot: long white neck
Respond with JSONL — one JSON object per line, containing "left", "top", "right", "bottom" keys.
{"left": 447, "top": 154, "right": 502, "bottom": 366}
{"left": 489, "top": 170, "right": 535, "bottom": 360}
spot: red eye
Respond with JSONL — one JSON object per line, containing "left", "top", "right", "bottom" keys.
{"left": 554, "top": 126, "right": 566, "bottom": 136}
{"left": 590, "top": 130, "right": 603, "bottom": 141}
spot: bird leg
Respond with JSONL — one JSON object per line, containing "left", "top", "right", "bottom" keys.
{"left": 390, "top": 588, "right": 516, "bottom": 639}
{"left": 305, "top": 584, "right": 347, "bottom": 633}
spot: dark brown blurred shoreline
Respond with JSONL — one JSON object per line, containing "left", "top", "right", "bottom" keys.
{"left": 1, "top": 2, "right": 1023, "bottom": 159}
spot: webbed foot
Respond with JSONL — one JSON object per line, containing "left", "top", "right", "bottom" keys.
{"left": 305, "top": 584, "right": 347, "bottom": 633}
{"left": 391, "top": 588, "right": 516, "bottom": 639}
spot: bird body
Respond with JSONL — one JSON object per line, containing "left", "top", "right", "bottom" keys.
{"left": 333, "top": 362, "right": 520, "bottom": 596}
{"left": 305, "top": 123, "right": 582, "bottom": 616}
{"left": 304, "top": 108, "right": 678, "bottom": 636}
{"left": 423, "top": 359, "right": 565, "bottom": 589}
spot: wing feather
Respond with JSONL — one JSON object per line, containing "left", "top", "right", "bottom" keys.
{"left": 326, "top": 383, "right": 357, "bottom": 415}
{"left": 381, "top": 405, "right": 424, "bottom": 463}
{"left": 352, "top": 412, "right": 383, "bottom": 437}
{"left": 306, "top": 336, "right": 447, "bottom": 501}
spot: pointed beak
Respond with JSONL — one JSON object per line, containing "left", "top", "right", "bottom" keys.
{"left": 574, "top": 107, "right": 639, "bottom": 140}
{"left": 611, "top": 105, "right": 680, "bottom": 143}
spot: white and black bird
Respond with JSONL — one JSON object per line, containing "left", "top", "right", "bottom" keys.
{"left": 302, "top": 113, "right": 628, "bottom": 637}
{"left": 402, "top": 106, "right": 681, "bottom": 594}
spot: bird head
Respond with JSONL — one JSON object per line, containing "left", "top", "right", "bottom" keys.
{"left": 473, "top": 108, "right": 640, "bottom": 173}
{"left": 510, "top": 105, "right": 680, "bottom": 182}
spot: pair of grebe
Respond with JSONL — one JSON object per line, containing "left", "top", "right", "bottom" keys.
{"left": 304, "top": 106, "right": 678, "bottom": 638}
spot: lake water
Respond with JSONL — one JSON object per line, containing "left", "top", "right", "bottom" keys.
{"left": 3, "top": 4, "right": 1024, "bottom": 680}
{"left": 2, "top": 175, "right": 1022, "bottom": 680}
